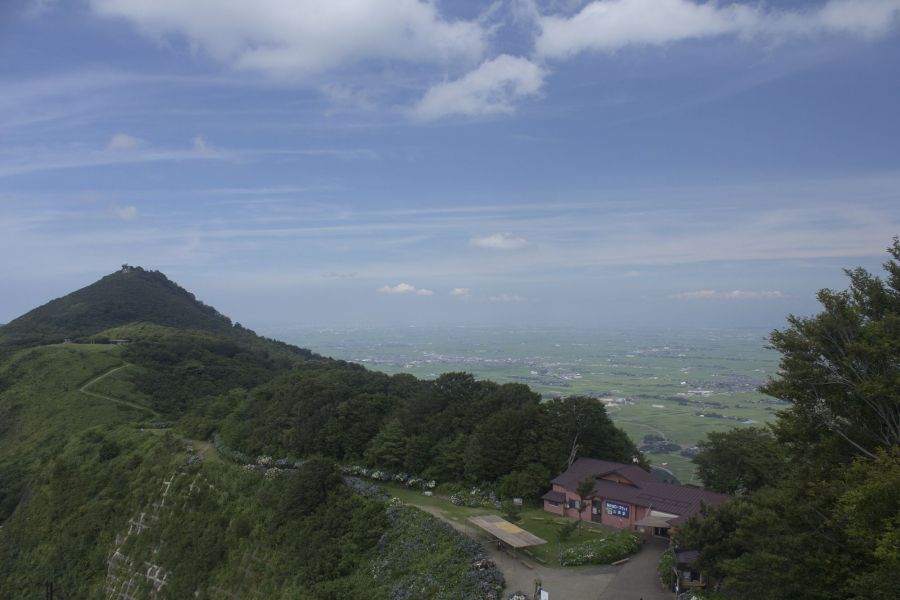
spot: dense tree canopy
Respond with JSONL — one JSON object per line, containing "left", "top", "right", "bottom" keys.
{"left": 693, "top": 427, "right": 785, "bottom": 494}
{"left": 678, "top": 239, "right": 900, "bottom": 600}
{"left": 764, "top": 241, "right": 900, "bottom": 464}
{"left": 214, "top": 368, "right": 639, "bottom": 494}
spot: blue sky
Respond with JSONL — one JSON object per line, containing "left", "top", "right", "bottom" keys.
{"left": 2, "top": 0, "right": 900, "bottom": 331}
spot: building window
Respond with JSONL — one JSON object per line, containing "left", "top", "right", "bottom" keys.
{"left": 568, "top": 499, "right": 580, "bottom": 509}
{"left": 547, "top": 500, "right": 560, "bottom": 507}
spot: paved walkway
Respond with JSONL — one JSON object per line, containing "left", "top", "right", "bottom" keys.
{"left": 600, "top": 537, "right": 672, "bottom": 600}
{"left": 415, "top": 504, "right": 672, "bottom": 600}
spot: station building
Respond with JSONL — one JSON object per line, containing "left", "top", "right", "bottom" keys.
{"left": 541, "top": 457, "right": 727, "bottom": 537}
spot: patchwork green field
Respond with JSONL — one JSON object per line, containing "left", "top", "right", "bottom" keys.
{"left": 277, "top": 326, "right": 784, "bottom": 482}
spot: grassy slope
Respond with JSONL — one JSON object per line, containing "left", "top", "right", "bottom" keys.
{"left": 0, "top": 339, "right": 323, "bottom": 597}
{"left": 0, "top": 343, "right": 151, "bottom": 518}
{"left": 0, "top": 427, "right": 187, "bottom": 596}
{"left": 0, "top": 339, "right": 505, "bottom": 599}
{"left": 0, "top": 343, "right": 142, "bottom": 451}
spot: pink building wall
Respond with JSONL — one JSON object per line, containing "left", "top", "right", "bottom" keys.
{"left": 543, "top": 500, "right": 564, "bottom": 515}
{"left": 545, "top": 482, "right": 650, "bottom": 531}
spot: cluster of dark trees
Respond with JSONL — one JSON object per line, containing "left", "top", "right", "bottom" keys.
{"left": 121, "top": 326, "right": 307, "bottom": 415}
{"left": 213, "top": 366, "right": 639, "bottom": 498}
{"left": 678, "top": 240, "right": 900, "bottom": 600}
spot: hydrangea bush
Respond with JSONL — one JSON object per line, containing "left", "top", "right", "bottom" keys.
{"left": 211, "top": 433, "right": 249, "bottom": 463}
{"left": 341, "top": 464, "right": 436, "bottom": 491}
{"left": 559, "top": 530, "right": 640, "bottom": 566}
{"left": 446, "top": 485, "right": 500, "bottom": 508}
{"left": 371, "top": 504, "right": 505, "bottom": 599}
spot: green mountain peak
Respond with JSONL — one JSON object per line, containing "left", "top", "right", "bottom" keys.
{"left": 0, "top": 266, "right": 234, "bottom": 350}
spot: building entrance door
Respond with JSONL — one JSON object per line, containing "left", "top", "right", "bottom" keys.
{"left": 591, "top": 499, "right": 603, "bottom": 522}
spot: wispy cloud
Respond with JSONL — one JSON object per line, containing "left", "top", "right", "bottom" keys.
{"left": 112, "top": 205, "right": 138, "bottom": 221}
{"left": 0, "top": 139, "right": 236, "bottom": 178}
{"left": 471, "top": 232, "right": 528, "bottom": 250}
{"left": 450, "top": 287, "right": 472, "bottom": 299}
{"left": 21, "top": 0, "right": 59, "bottom": 18}
{"left": 378, "top": 282, "right": 434, "bottom": 296}
{"left": 258, "top": 148, "right": 380, "bottom": 160}
{"left": 489, "top": 293, "right": 526, "bottom": 302}
{"left": 3, "top": 174, "right": 898, "bottom": 290}
{"left": 107, "top": 132, "right": 145, "bottom": 151}
{"left": 191, "top": 136, "right": 212, "bottom": 155}
{"left": 203, "top": 184, "right": 344, "bottom": 196}
{"left": 672, "top": 289, "right": 785, "bottom": 301}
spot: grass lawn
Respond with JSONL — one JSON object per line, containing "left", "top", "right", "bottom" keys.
{"left": 379, "top": 482, "right": 626, "bottom": 567}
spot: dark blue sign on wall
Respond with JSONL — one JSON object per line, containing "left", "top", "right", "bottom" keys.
{"left": 605, "top": 501, "right": 630, "bottom": 518}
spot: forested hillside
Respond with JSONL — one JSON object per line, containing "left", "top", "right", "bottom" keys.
{"left": 121, "top": 324, "right": 638, "bottom": 496}
{"left": 677, "top": 240, "right": 900, "bottom": 600}
{"left": 0, "top": 266, "right": 639, "bottom": 598}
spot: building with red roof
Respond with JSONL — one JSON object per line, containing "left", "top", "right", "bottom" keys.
{"left": 542, "top": 457, "right": 728, "bottom": 537}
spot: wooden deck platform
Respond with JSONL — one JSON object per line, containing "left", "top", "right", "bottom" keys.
{"left": 468, "top": 515, "right": 548, "bottom": 549}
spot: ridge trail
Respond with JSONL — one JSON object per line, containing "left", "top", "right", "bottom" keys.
{"left": 79, "top": 364, "right": 160, "bottom": 418}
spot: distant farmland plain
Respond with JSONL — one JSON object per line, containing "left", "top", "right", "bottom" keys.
{"left": 277, "top": 326, "right": 782, "bottom": 482}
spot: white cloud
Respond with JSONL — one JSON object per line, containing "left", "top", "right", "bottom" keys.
{"left": 192, "top": 135, "right": 211, "bottom": 154}
{"left": 471, "top": 232, "right": 528, "bottom": 250}
{"left": 90, "top": 0, "right": 486, "bottom": 78}
{"left": 489, "top": 293, "right": 526, "bottom": 302}
{"left": 107, "top": 132, "right": 145, "bottom": 151}
{"left": 112, "top": 205, "right": 138, "bottom": 221}
{"left": 535, "top": 0, "right": 900, "bottom": 59}
{"left": 672, "top": 289, "right": 785, "bottom": 301}
{"left": 450, "top": 287, "right": 472, "bottom": 298}
{"left": 413, "top": 55, "right": 546, "bottom": 120}
{"left": 378, "top": 282, "right": 434, "bottom": 296}
{"left": 771, "top": 0, "right": 900, "bottom": 38}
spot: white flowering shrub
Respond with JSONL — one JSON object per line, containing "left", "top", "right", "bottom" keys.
{"left": 558, "top": 530, "right": 640, "bottom": 566}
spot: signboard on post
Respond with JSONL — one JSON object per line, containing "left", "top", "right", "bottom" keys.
{"left": 605, "top": 501, "right": 630, "bottom": 518}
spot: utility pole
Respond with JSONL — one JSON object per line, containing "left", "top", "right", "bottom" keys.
{"left": 565, "top": 433, "right": 579, "bottom": 469}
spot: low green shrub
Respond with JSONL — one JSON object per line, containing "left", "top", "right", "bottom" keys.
{"left": 370, "top": 504, "right": 505, "bottom": 599}
{"left": 500, "top": 499, "right": 522, "bottom": 523}
{"left": 559, "top": 530, "right": 640, "bottom": 566}
{"left": 556, "top": 519, "right": 580, "bottom": 542}
{"left": 658, "top": 547, "right": 676, "bottom": 589}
